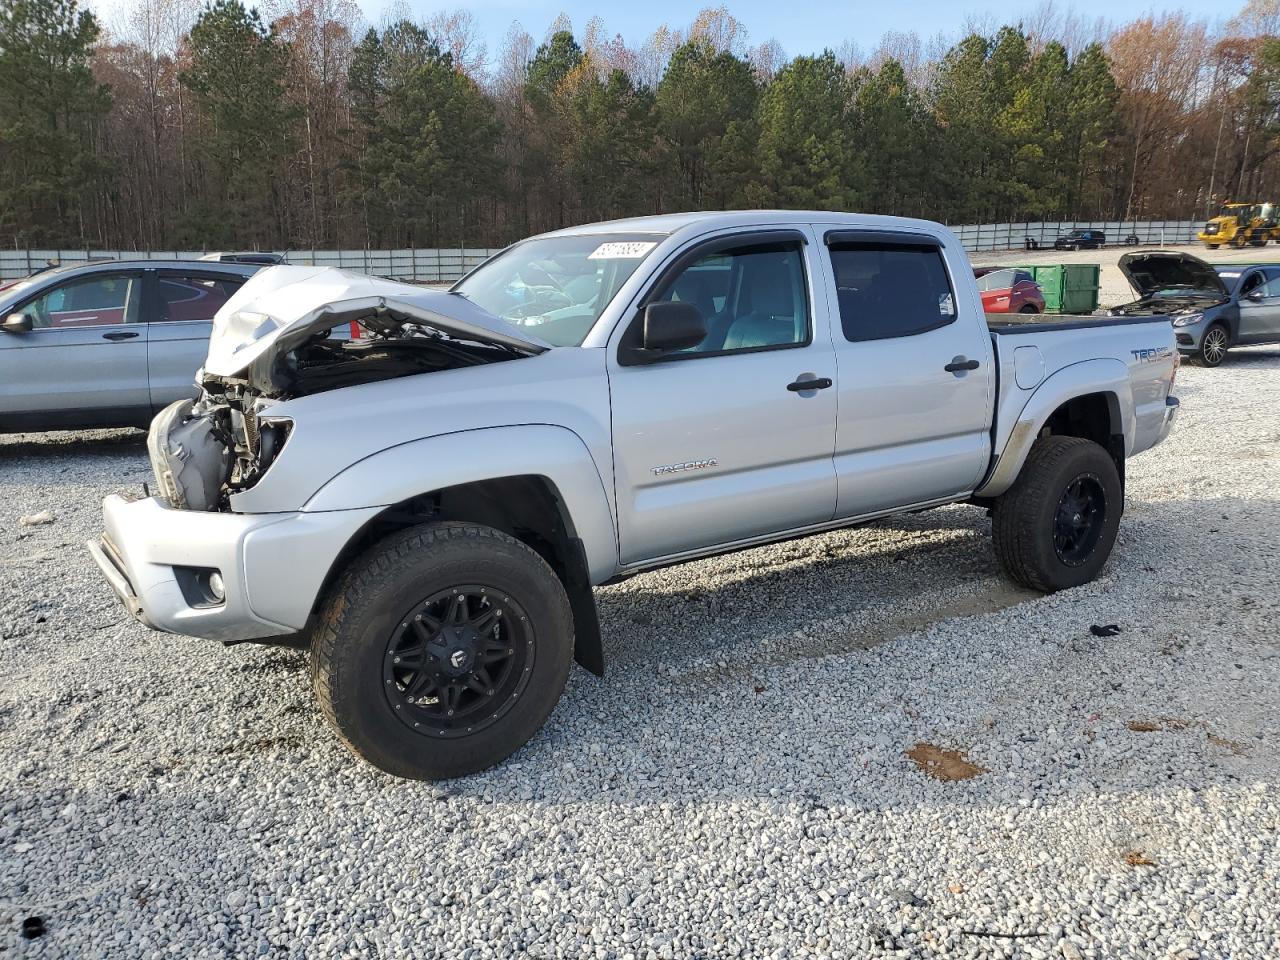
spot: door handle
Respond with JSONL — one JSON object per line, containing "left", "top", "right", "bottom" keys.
{"left": 102, "top": 330, "right": 139, "bottom": 341}
{"left": 787, "top": 376, "right": 832, "bottom": 392}
{"left": 944, "top": 357, "right": 980, "bottom": 373}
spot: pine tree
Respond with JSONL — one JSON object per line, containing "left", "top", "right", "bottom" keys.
{"left": 655, "top": 39, "right": 758, "bottom": 209}
{"left": 0, "top": 0, "right": 111, "bottom": 244}
{"left": 753, "top": 52, "right": 853, "bottom": 209}
{"left": 179, "top": 0, "right": 297, "bottom": 246}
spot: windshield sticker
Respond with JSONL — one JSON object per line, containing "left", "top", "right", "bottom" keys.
{"left": 588, "top": 241, "right": 657, "bottom": 260}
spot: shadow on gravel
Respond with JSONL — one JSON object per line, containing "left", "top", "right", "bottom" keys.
{"left": 595, "top": 504, "right": 1013, "bottom": 673}
{"left": 0, "top": 428, "right": 145, "bottom": 460}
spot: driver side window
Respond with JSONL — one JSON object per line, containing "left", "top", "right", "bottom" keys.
{"left": 645, "top": 240, "right": 810, "bottom": 358}
{"left": 23, "top": 274, "right": 141, "bottom": 329}
{"left": 1240, "top": 272, "right": 1266, "bottom": 297}
{"left": 1254, "top": 276, "right": 1280, "bottom": 299}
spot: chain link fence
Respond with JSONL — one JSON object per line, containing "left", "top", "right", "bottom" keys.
{"left": 0, "top": 221, "right": 1207, "bottom": 281}
{"left": 0, "top": 247, "right": 504, "bottom": 283}
{"left": 950, "top": 220, "right": 1198, "bottom": 252}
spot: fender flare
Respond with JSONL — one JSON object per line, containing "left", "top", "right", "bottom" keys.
{"left": 302, "top": 424, "right": 619, "bottom": 584}
{"left": 976, "top": 358, "right": 1133, "bottom": 498}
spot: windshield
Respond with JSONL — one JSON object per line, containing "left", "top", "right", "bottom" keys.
{"left": 452, "top": 233, "right": 663, "bottom": 347}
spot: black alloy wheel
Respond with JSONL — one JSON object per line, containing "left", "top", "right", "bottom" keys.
{"left": 383, "top": 586, "right": 532, "bottom": 738}
{"left": 1052, "top": 476, "right": 1106, "bottom": 567}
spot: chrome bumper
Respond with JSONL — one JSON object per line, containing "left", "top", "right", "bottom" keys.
{"left": 88, "top": 494, "right": 379, "bottom": 642}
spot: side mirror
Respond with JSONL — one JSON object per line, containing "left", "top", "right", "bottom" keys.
{"left": 1247, "top": 289, "right": 1265, "bottom": 302}
{"left": 641, "top": 301, "right": 707, "bottom": 353}
{"left": 1, "top": 312, "right": 33, "bottom": 333}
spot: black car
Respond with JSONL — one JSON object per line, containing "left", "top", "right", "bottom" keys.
{"left": 1054, "top": 229, "right": 1106, "bottom": 251}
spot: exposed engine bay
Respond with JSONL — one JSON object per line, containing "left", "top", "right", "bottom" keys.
{"left": 146, "top": 266, "right": 554, "bottom": 511}
{"left": 1105, "top": 295, "right": 1225, "bottom": 318}
{"left": 149, "top": 291, "right": 545, "bottom": 511}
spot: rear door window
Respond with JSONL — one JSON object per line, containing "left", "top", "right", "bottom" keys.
{"left": 829, "top": 243, "right": 957, "bottom": 342}
{"left": 156, "top": 274, "right": 244, "bottom": 322}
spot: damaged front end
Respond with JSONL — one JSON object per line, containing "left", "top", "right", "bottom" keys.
{"left": 147, "top": 266, "right": 551, "bottom": 512}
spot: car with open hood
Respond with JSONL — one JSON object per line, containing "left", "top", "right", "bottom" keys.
{"left": 1104, "top": 250, "right": 1280, "bottom": 366}
{"left": 89, "top": 212, "right": 1179, "bottom": 780}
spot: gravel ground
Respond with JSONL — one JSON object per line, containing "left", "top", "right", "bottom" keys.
{"left": 2, "top": 348, "right": 1279, "bottom": 959}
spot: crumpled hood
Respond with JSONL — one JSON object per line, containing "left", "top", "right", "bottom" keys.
{"left": 1119, "top": 252, "right": 1229, "bottom": 300}
{"left": 204, "top": 266, "right": 550, "bottom": 381}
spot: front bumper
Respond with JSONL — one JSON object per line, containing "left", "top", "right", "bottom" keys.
{"left": 88, "top": 494, "right": 379, "bottom": 641}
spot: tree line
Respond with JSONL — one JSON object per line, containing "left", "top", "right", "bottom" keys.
{"left": 4, "top": 0, "right": 1280, "bottom": 250}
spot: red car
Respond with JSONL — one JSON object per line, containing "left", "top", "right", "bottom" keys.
{"left": 975, "top": 267, "right": 1045, "bottom": 314}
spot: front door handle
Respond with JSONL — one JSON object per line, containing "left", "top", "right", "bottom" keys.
{"left": 102, "top": 330, "right": 139, "bottom": 341}
{"left": 944, "top": 357, "right": 980, "bottom": 373}
{"left": 787, "top": 376, "right": 833, "bottom": 392}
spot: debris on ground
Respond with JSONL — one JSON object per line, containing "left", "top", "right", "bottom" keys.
{"left": 906, "top": 742, "right": 987, "bottom": 781}
{"left": 1090, "top": 624, "right": 1122, "bottom": 637}
{"left": 19, "top": 510, "right": 54, "bottom": 526}
{"left": 1127, "top": 718, "right": 1190, "bottom": 733}
{"left": 1123, "top": 849, "right": 1156, "bottom": 867}
{"left": 21, "top": 916, "right": 46, "bottom": 939}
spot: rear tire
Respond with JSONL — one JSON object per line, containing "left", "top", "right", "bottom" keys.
{"left": 310, "top": 522, "right": 574, "bottom": 779}
{"left": 1196, "top": 323, "right": 1229, "bottom": 367}
{"left": 1019, "top": 304, "right": 1039, "bottom": 314}
{"left": 992, "top": 436, "right": 1122, "bottom": 593}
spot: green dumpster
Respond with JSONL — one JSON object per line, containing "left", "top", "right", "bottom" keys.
{"left": 1013, "top": 264, "right": 1101, "bottom": 314}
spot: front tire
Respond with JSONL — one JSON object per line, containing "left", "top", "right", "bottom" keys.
{"left": 310, "top": 522, "right": 574, "bottom": 779}
{"left": 1205, "top": 243, "right": 1220, "bottom": 250}
{"left": 1196, "top": 323, "right": 1229, "bottom": 367}
{"left": 992, "top": 436, "right": 1122, "bottom": 592}
{"left": 1019, "top": 304, "right": 1039, "bottom": 314}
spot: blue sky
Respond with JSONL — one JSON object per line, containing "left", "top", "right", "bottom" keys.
{"left": 90, "top": 0, "right": 1238, "bottom": 59}
{"left": 366, "top": 0, "right": 1234, "bottom": 58}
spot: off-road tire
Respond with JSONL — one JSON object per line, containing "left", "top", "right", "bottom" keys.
{"left": 1206, "top": 243, "right": 1220, "bottom": 250}
{"left": 310, "top": 522, "right": 573, "bottom": 779}
{"left": 1195, "top": 323, "right": 1229, "bottom": 367}
{"left": 991, "top": 436, "right": 1122, "bottom": 593}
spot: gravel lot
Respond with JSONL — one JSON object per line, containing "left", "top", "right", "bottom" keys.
{"left": 2, "top": 345, "right": 1279, "bottom": 958}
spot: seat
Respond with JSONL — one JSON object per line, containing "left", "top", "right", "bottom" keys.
{"left": 721, "top": 255, "right": 801, "bottom": 351}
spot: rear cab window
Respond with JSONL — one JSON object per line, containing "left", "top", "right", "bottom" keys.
{"left": 828, "top": 239, "right": 957, "bottom": 342}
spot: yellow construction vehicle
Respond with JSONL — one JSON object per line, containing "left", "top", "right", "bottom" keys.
{"left": 1198, "top": 201, "right": 1280, "bottom": 248}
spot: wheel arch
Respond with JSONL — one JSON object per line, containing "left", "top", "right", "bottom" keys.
{"left": 300, "top": 426, "right": 619, "bottom": 675}
{"left": 977, "top": 360, "right": 1132, "bottom": 499}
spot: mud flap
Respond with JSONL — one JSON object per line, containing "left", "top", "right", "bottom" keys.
{"left": 565, "top": 537, "right": 604, "bottom": 676}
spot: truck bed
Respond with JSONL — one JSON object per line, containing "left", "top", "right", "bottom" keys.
{"left": 985, "top": 312, "right": 1171, "bottom": 334}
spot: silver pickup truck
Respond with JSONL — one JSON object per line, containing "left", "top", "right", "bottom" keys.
{"left": 89, "top": 212, "right": 1180, "bottom": 779}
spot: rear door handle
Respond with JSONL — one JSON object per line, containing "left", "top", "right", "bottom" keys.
{"left": 102, "top": 330, "right": 139, "bottom": 341}
{"left": 787, "top": 377, "right": 833, "bottom": 392}
{"left": 944, "top": 357, "right": 980, "bottom": 373}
